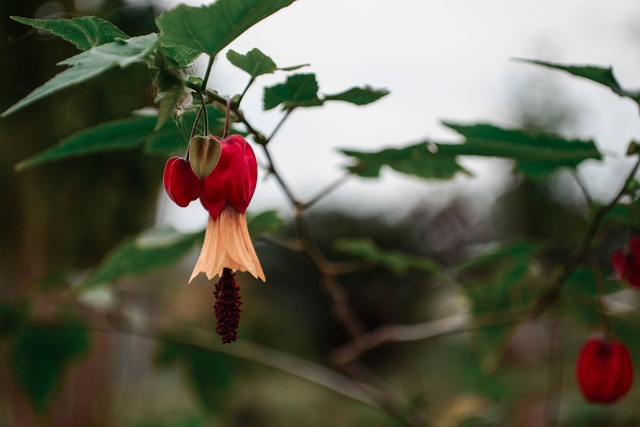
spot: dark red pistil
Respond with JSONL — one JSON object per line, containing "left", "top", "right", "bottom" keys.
{"left": 213, "top": 268, "right": 242, "bottom": 343}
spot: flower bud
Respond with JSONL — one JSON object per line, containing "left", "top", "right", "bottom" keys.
{"left": 612, "top": 237, "right": 640, "bottom": 288}
{"left": 189, "top": 135, "right": 221, "bottom": 179}
{"left": 163, "top": 157, "right": 202, "bottom": 207}
{"left": 576, "top": 337, "right": 633, "bottom": 404}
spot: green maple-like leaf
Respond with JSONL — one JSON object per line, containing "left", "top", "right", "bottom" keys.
{"left": 157, "top": 0, "right": 297, "bottom": 58}
{"left": 517, "top": 59, "right": 640, "bottom": 104}
{"left": 12, "top": 324, "right": 90, "bottom": 414}
{"left": 263, "top": 73, "right": 322, "bottom": 110}
{"left": 2, "top": 34, "right": 157, "bottom": 118}
{"left": 83, "top": 227, "right": 204, "bottom": 289}
{"left": 11, "top": 16, "right": 128, "bottom": 51}
{"left": 324, "top": 86, "right": 389, "bottom": 106}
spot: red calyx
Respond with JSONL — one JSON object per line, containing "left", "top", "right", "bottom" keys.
{"left": 200, "top": 134, "right": 258, "bottom": 218}
{"left": 612, "top": 237, "right": 640, "bottom": 288}
{"left": 576, "top": 337, "right": 633, "bottom": 404}
{"left": 163, "top": 157, "right": 203, "bottom": 207}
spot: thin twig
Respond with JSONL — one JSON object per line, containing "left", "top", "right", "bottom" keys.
{"left": 268, "top": 108, "right": 294, "bottom": 142}
{"left": 304, "top": 173, "right": 351, "bottom": 209}
{"left": 43, "top": 312, "right": 378, "bottom": 407}
{"left": 571, "top": 169, "right": 593, "bottom": 209}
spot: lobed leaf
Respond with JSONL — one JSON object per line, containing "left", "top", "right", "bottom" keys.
{"left": 2, "top": 34, "right": 157, "bottom": 118}
{"left": 341, "top": 141, "right": 471, "bottom": 180}
{"left": 157, "top": 0, "right": 297, "bottom": 58}
{"left": 227, "top": 48, "right": 277, "bottom": 77}
{"left": 82, "top": 227, "right": 204, "bottom": 289}
{"left": 11, "top": 15, "right": 128, "bottom": 51}
{"left": 11, "top": 324, "right": 90, "bottom": 414}
{"left": 324, "top": 86, "right": 389, "bottom": 106}
{"left": 16, "top": 115, "right": 158, "bottom": 170}
{"left": 517, "top": 59, "right": 640, "bottom": 104}
{"left": 263, "top": 73, "right": 322, "bottom": 110}
{"left": 248, "top": 210, "right": 285, "bottom": 236}
{"left": 341, "top": 123, "right": 602, "bottom": 181}
{"left": 335, "top": 237, "right": 440, "bottom": 276}
{"left": 443, "top": 122, "right": 603, "bottom": 178}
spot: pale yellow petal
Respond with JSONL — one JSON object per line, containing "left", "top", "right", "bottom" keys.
{"left": 189, "top": 206, "right": 265, "bottom": 282}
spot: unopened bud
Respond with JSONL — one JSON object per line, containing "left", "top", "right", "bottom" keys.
{"left": 189, "top": 135, "right": 221, "bottom": 179}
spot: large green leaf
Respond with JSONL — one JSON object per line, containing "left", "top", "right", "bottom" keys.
{"left": 248, "top": 210, "right": 284, "bottom": 236}
{"left": 341, "top": 141, "right": 471, "bottom": 180}
{"left": 83, "top": 227, "right": 204, "bottom": 289}
{"left": 334, "top": 237, "right": 440, "bottom": 276}
{"left": 11, "top": 16, "right": 128, "bottom": 51}
{"left": 443, "top": 122, "right": 603, "bottom": 178}
{"left": 342, "top": 123, "right": 602, "bottom": 181}
{"left": 156, "top": 0, "right": 297, "bottom": 58}
{"left": 263, "top": 73, "right": 322, "bottom": 110}
{"left": 2, "top": 34, "right": 157, "bottom": 118}
{"left": 518, "top": 59, "right": 640, "bottom": 104}
{"left": 11, "top": 324, "right": 90, "bottom": 414}
{"left": 16, "top": 115, "right": 158, "bottom": 170}
{"left": 156, "top": 339, "right": 236, "bottom": 414}
{"left": 324, "top": 86, "right": 389, "bottom": 106}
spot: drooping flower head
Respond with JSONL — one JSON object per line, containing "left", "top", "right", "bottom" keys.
{"left": 612, "top": 236, "right": 640, "bottom": 288}
{"left": 576, "top": 337, "right": 633, "bottom": 404}
{"left": 162, "top": 133, "right": 264, "bottom": 343}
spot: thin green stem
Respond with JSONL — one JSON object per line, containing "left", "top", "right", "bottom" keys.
{"left": 571, "top": 169, "right": 593, "bottom": 210}
{"left": 237, "top": 77, "right": 255, "bottom": 106}
{"left": 200, "top": 92, "right": 209, "bottom": 135}
{"left": 200, "top": 55, "right": 215, "bottom": 92}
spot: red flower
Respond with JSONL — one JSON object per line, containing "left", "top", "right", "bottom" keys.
{"left": 163, "top": 157, "right": 202, "bottom": 207}
{"left": 163, "top": 134, "right": 265, "bottom": 343}
{"left": 576, "top": 337, "right": 633, "bottom": 404}
{"left": 612, "top": 237, "right": 640, "bottom": 288}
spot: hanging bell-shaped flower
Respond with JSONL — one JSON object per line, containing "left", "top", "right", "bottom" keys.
{"left": 576, "top": 337, "right": 633, "bottom": 404}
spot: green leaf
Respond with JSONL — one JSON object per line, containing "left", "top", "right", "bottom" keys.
{"left": 157, "top": 0, "right": 297, "bottom": 58}
{"left": 335, "top": 237, "right": 440, "bottom": 276}
{"left": 248, "top": 210, "right": 284, "bottom": 236}
{"left": 444, "top": 122, "right": 602, "bottom": 179}
{"left": 599, "top": 198, "right": 640, "bottom": 228}
{"left": 341, "top": 141, "right": 471, "bottom": 180}
{"left": 227, "top": 48, "right": 277, "bottom": 77}
{"left": 459, "top": 241, "right": 542, "bottom": 372}
{"left": 11, "top": 324, "right": 90, "bottom": 414}
{"left": 517, "top": 59, "right": 640, "bottom": 104}
{"left": 16, "top": 115, "right": 158, "bottom": 170}
{"left": 342, "top": 123, "right": 602, "bottom": 181}
{"left": 83, "top": 227, "right": 204, "bottom": 289}
{"left": 263, "top": 73, "right": 322, "bottom": 110}
{"left": 226, "top": 48, "right": 307, "bottom": 78}
{"left": 11, "top": 15, "right": 128, "bottom": 51}
{"left": 159, "top": 45, "right": 202, "bottom": 68}
{"left": 156, "top": 339, "right": 236, "bottom": 414}
{"left": 2, "top": 34, "right": 157, "bottom": 118}
{"left": 154, "top": 72, "right": 186, "bottom": 130}
{"left": 324, "top": 86, "right": 389, "bottom": 106}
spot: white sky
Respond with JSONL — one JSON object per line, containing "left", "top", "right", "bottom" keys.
{"left": 153, "top": 0, "right": 640, "bottom": 231}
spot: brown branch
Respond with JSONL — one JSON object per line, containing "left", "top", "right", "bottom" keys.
{"left": 531, "top": 156, "right": 640, "bottom": 317}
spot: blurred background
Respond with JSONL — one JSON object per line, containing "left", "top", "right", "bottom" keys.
{"left": 2, "top": 0, "right": 640, "bottom": 426}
